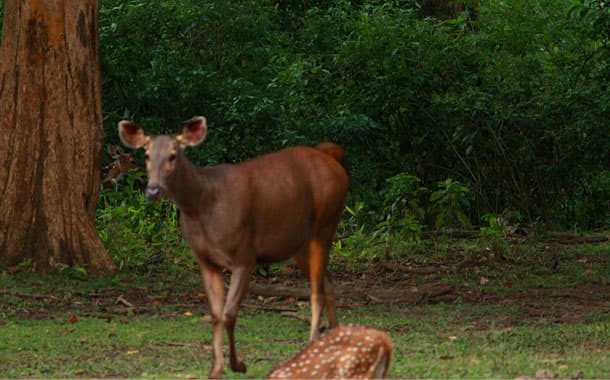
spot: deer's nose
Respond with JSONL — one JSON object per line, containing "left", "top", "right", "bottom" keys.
{"left": 145, "top": 186, "right": 162, "bottom": 201}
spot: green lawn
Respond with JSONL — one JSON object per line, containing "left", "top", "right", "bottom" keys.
{"left": 1, "top": 305, "right": 608, "bottom": 378}
{"left": 1, "top": 237, "right": 609, "bottom": 378}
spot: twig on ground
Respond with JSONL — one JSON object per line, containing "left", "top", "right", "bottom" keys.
{"left": 250, "top": 283, "right": 310, "bottom": 300}
{"left": 379, "top": 261, "right": 442, "bottom": 275}
{"left": 115, "top": 294, "right": 135, "bottom": 308}
{"left": 280, "top": 311, "right": 311, "bottom": 325}
{"left": 0, "top": 289, "right": 56, "bottom": 300}
{"left": 242, "top": 303, "right": 297, "bottom": 312}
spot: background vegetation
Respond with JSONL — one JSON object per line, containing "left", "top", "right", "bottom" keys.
{"left": 94, "top": 0, "right": 609, "bottom": 234}
{"left": 1, "top": 0, "right": 608, "bottom": 264}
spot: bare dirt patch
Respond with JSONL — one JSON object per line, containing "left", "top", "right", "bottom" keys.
{"left": 3, "top": 239, "right": 609, "bottom": 331}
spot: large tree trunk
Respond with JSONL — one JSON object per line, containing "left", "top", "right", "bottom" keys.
{"left": 0, "top": 0, "right": 115, "bottom": 274}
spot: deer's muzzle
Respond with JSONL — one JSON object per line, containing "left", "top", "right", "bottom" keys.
{"left": 145, "top": 185, "right": 162, "bottom": 201}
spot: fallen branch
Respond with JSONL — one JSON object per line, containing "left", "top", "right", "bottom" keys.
{"left": 115, "top": 294, "right": 135, "bottom": 308}
{"left": 422, "top": 229, "right": 480, "bottom": 239}
{"left": 242, "top": 303, "right": 297, "bottom": 313}
{"left": 250, "top": 283, "right": 310, "bottom": 300}
{"left": 366, "top": 284, "right": 455, "bottom": 305}
{"left": 378, "top": 261, "right": 442, "bottom": 275}
{"left": 249, "top": 281, "right": 454, "bottom": 306}
{"left": 0, "top": 289, "right": 56, "bottom": 300}
{"left": 552, "top": 236, "right": 608, "bottom": 245}
{"left": 280, "top": 311, "right": 311, "bottom": 325}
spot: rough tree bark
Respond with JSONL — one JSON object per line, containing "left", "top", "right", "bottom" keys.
{"left": 0, "top": 0, "right": 115, "bottom": 274}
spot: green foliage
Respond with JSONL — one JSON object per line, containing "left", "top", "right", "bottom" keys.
{"left": 430, "top": 178, "right": 472, "bottom": 230}
{"left": 377, "top": 173, "right": 426, "bottom": 241}
{"left": 383, "top": 173, "right": 426, "bottom": 221}
{"left": 561, "top": 170, "right": 610, "bottom": 229}
{"left": 96, "top": 0, "right": 609, "bottom": 234}
{"left": 96, "top": 177, "right": 190, "bottom": 271}
{"left": 99, "top": 0, "right": 288, "bottom": 164}
{"left": 478, "top": 213, "right": 508, "bottom": 255}
{"left": 480, "top": 214, "right": 504, "bottom": 238}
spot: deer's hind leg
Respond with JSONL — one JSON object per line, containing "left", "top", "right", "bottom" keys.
{"left": 294, "top": 235, "right": 337, "bottom": 341}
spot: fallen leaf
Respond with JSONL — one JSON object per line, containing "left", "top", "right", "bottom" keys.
{"left": 448, "top": 336, "right": 457, "bottom": 342}
{"left": 150, "top": 300, "right": 162, "bottom": 306}
{"left": 583, "top": 268, "right": 597, "bottom": 275}
{"left": 286, "top": 296, "right": 295, "bottom": 305}
{"left": 571, "top": 370, "right": 584, "bottom": 379}
{"left": 196, "top": 292, "right": 205, "bottom": 298}
{"left": 407, "top": 280, "right": 417, "bottom": 287}
{"left": 480, "top": 277, "right": 489, "bottom": 285}
{"left": 535, "top": 369, "right": 557, "bottom": 379}
{"left": 184, "top": 311, "right": 194, "bottom": 316}
{"left": 503, "top": 280, "right": 513, "bottom": 288}
{"left": 281, "top": 266, "right": 295, "bottom": 274}
{"left": 439, "top": 355, "right": 455, "bottom": 360}
{"left": 126, "top": 350, "right": 139, "bottom": 355}
{"left": 69, "top": 314, "right": 78, "bottom": 324}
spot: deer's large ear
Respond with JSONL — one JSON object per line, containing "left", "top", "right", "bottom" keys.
{"left": 118, "top": 121, "right": 149, "bottom": 149}
{"left": 178, "top": 116, "right": 207, "bottom": 148}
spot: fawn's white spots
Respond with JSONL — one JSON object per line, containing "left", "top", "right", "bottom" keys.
{"left": 267, "top": 325, "right": 393, "bottom": 379}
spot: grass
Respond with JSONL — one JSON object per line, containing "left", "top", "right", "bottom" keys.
{"left": 1, "top": 304, "right": 609, "bottom": 378}
{"left": 1, "top": 235, "right": 609, "bottom": 378}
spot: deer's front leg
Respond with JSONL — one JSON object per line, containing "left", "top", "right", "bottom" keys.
{"left": 199, "top": 259, "right": 225, "bottom": 379}
{"left": 223, "top": 265, "right": 252, "bottom": 373}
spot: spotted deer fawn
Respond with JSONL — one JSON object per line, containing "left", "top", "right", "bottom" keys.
{"left": 267, "top": 325, "right": 393, "bottom": 379}
{"left": 118, "top": 116, "right": 349, "bottom": 379}
{"left": 101, "top": 145, "right": 144, "bottom": 187}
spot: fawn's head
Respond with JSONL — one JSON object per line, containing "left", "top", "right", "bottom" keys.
{"left": 107, "top": 145, "right": 139, "bottom": 171}
{"left": 118, "top": 116, "right": 207, "bottom": 201}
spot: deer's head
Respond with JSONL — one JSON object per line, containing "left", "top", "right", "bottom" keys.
{"left": 118, "top": 117, "right": 207, "bottom": 201}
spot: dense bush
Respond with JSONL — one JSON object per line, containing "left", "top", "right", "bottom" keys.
{"left": 96, "top": 0, "right": 608, "bottom": 230}
{"left": 2, "top": 1, "right": 607, "bottom": 230}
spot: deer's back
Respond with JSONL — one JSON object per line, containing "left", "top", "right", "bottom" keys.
{"left": 189, "top": 145, "right": 348, "bottom": 267}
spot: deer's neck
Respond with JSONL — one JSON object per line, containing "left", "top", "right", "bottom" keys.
{"left": 166, "top": 153, "right": 212, "bottom": 217}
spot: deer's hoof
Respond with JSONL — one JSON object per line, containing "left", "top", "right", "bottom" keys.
{"left": 208, "top": 368, "right": 224, "bottom": 379}
{"left": 231, "top": 360, "right": 247, "bottom": 373}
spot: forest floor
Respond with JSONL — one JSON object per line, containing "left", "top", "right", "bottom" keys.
{"left": 1, "top": 232, "right": 609, "bottom": 378}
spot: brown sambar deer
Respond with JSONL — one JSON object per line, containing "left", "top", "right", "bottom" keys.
{"left": 267, "top": 325, "right": 393, "bottom": 379}
{"left": 118, "top": 116, "right": 349, "bottom": 378}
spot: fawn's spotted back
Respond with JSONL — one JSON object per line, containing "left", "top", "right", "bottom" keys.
{"left": 267, "top": 325, "right": 392, "bottom": 379}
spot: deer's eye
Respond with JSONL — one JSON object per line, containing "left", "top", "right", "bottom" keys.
{"left": 145, "top": 153, "right": 150, "bottom": 161}
{"left": 169, "top": 154, "right": 176, "bottom": 162}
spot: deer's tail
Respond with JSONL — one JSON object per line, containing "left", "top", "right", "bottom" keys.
{"left": 316, "top": 142, "right": 350, "bottom": 176}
